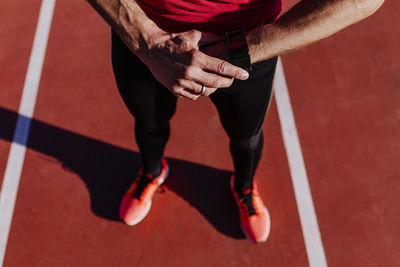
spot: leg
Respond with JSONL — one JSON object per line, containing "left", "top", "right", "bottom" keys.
{"left": 210, "top": 57, "right": 277, "bottom": 195}
{"left": 111, "top": 30, "right": 177, "bottom": 175}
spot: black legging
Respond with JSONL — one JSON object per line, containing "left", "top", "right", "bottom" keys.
{"left": 111, "top": 31, "right": 277, "bottom": 194}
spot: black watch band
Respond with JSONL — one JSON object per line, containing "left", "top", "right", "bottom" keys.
{"left": 225, "top": 29, "right": 252, "bottom": 72}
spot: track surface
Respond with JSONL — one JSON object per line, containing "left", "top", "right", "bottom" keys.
{"left": 0, "top": 0, "right": 399, "bottom": 266}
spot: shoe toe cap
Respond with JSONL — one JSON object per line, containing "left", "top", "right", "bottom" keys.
{"left": 242, "top": 209, "right": 271, "bottom": 243}
{"left": 119, "top": 197, "right": 150, "bottom": 226}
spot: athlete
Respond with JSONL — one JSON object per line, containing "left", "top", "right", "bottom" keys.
{"left": 87, "top": 0, "right": 384, "bottom": 243}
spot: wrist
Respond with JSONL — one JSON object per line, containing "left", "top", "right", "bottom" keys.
{"left": 118, "top": 0, "right": 168, "bottom": 56}
{"left": 246, "top": 23, "right": 283, "bottom": 63}
{"left": 245, "top": 27, "right": 263, "bottom": 64}
{"left": 137, "top": 21, "right": 169, "bottom": 54}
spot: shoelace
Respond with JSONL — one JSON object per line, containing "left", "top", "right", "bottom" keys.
{"left": 132, "top": 174, "right": 153, "bottom": 199}
{"left": 240, "top": 192, "right": 256, "bottom": 217}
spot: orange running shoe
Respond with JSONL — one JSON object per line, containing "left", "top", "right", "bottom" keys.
{"left": 119, "top": 158, "right": 169, "bottom": 226}
{"left": 230, "top": 175, "right": 271, "bottom": 243}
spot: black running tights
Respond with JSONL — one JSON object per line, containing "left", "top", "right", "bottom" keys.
{"left": 111, "top": 31, "right": 277, "bottom": 194}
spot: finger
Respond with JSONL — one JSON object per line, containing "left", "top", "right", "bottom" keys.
{"left": 183, "top": 29, "right": 202, "bottom": 45}
{"left": 187, "top": 67, "right": 235, "bottom": 89}
{"left": 178, "top": 79, "right": 216, "bottom": 96}
{"left": 175, "top": 88, "right": 200, "bottom": 101}
{"left": 198, "top": 53, "right": 249, "bottom": 80}
{"left": 172, "top": 63, "right": 233, "bottom": 90}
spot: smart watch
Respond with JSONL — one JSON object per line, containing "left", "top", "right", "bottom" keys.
{"left": 225, "top": 29, "right": 252, "bottom": 72}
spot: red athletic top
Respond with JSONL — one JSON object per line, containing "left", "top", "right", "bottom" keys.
{"left": 137, "top": 0, "right": 283, "bottom": 34}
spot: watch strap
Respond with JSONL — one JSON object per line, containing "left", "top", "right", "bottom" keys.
{"left": 225, "top": 29, "right": 252, "bottom": 72}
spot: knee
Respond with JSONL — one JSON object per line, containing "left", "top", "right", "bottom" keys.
{"left": 230, "top": 131, "right": 263, "bottom": 150}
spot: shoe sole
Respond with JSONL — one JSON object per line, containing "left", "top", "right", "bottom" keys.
{"left": 230, "top": 176, "right": 271, "bottom": 243}
{"left": 125, "top": 165, "right": 170, "bottom": 226}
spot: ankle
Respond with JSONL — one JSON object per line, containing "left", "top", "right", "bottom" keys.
{"left": 234, "top": 179, "right": 253, "bottom": 198}
{"left": 143, "top": 160, "right": 163, "bottom": 177}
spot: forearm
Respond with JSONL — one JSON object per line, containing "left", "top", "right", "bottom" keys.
{"left": 87, "top": 0, "right": 249, "bottom": 100}
{"left": 87, "top": 0, "right": 167, "bottom": 55}
{"left": 247, "top": 0, "right": 385, "bottom": 63}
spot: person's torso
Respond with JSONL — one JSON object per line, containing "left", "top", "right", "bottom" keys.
{"left": 137, "top": 0, "right": 283, "bottom": 34}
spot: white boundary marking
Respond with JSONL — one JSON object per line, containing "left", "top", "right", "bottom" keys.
{"left": 274, "top": 57, "right": 328, "bottom": 267}
{"left": 0, "top": 0, "right": 56, "bottom": 265}
{"left": 0, "top": 2, "right": 326, "bottom": 264}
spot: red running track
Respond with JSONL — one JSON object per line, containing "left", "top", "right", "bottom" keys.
{"left": 0, "top": 0, "right": 399, "bottom": 266}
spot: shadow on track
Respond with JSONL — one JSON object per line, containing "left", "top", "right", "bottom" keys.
{"left": 0, "top": 106, "right": 243, "bottom": 239}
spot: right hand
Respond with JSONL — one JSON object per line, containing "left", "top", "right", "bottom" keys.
{"left": 137, "top": 29, "right": 249, "bottom": 100}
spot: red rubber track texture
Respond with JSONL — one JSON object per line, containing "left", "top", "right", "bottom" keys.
{"left": 0, "top": 0, "right": 42, "bottom": 194}
{"left": 2, "top": 0, "right": 307, "bottom": 267}
{"left": 1, "top": 0, "right": 399, "bottom": 266}
{"left": 282, "top": 0, "right": 400, "bottom": 266}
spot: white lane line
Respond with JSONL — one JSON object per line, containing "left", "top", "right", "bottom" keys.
{"left": 0, "top": 0, "right": 56, "bottom": 265}
{"left": 274, "top": 57, "right": 328, "bottom": 267}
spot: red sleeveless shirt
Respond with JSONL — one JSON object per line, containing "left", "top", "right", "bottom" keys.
{"left": 136, "top": 0, "right": 283, "bottom": 34}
